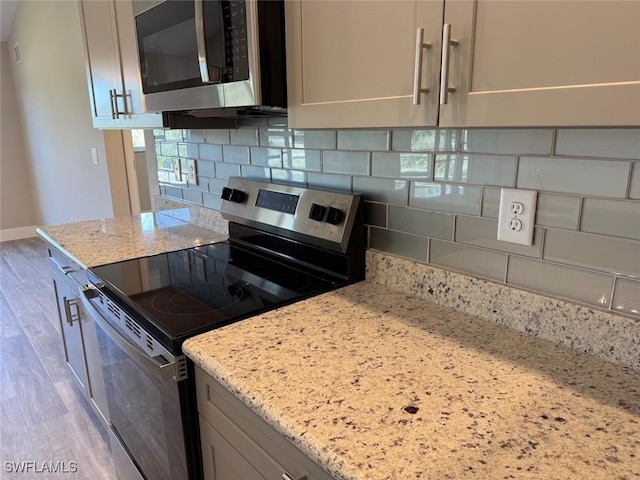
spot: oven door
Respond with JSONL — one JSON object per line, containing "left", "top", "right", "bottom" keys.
{"left": 80, "top": 290, "right": 189, "bottom": 480}
{"left": 133, "top": 0, "right": 255, "bottom": 112}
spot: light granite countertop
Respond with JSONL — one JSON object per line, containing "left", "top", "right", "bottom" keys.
{"left": 184, "top": 281, "right": 640, "bottom": 480}
{"left": 36, "top": 209, "right": 227, "bottom": 268}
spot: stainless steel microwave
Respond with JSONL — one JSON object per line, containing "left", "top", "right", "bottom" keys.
{"left": 132, "top": 0, "right": 287, "bottom": 116}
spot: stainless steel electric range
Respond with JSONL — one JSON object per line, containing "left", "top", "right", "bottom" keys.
{"left": 80, "top": 179, "right": 365, "bottom": 480}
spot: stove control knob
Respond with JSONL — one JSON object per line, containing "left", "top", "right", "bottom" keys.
{"left": 326, "top": 207, "right": 344, "bottom": 225}
{"left": 308, "top": 203, "right": 327, "bottom": 222}
{"left": 221, "top": 187, "right": 246, "bottom": 203}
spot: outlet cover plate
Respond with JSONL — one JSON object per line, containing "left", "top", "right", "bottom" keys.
{"left": 497, "top": 188, "right": 537, "bottom": 245}
{"left": 187, "top": 159, "right": 198, "bottom": 185}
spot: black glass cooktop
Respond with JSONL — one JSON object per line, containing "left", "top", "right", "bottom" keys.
{"left": 88, "top": 241, "right": 341, "bottom": 351}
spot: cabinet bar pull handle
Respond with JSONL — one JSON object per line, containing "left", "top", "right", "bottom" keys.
{"left": 412, "top": 28, "right": 432, "bottom": 105}
{"left": 63, "top": 297, "right": 80, "bottom": 327}
{"left": 281, "top": 474, "right": 307, "bottom": 480}
{"left": 109, "top": 89, "right": 117, "bottom": 119}
{"left": 195, "top": 0, "right": 210, "bottom": 83}
{"left": 439, "top": 23, "right": 459, "bottom": 105}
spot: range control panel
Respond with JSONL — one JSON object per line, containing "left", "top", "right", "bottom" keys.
{"left": 220, "top": 178, "right": 361, "bottom": 253}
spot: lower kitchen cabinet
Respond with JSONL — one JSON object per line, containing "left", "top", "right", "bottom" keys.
{"left": 47, "top": 244, "right": 110, "bottom": 429}
{"left": 195, "top": 366, "right": 335, "bottom": 480}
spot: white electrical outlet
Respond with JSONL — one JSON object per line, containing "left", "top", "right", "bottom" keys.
{"left": 497, "top": 188, "right": 537, "bottom": 245}
{"left": 187, "top": 159, "right": 198, "bottom": 185}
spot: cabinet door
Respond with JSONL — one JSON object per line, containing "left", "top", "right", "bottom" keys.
{"left": 441, "top": 0, "right": 640, "bottom": 127}
{"left": 78, "top": 0, "right": 162, "bottom": 129}
{"left": 200, "top": 417, "right": 267, "bottom": 480}
{"left": 52, "top": 275, "right": 88, "bottom": 395}
{"left": 286, "top": 0, "right": 444, "bottom": 129}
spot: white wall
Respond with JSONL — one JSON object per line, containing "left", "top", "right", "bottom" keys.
{"left": 1, "top": 41, "right": 37, "bottom": 237}
{"left": 7, "top": 0, "right": 114, "bottom": 226}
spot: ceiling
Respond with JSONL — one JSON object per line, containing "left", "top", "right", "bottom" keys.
{"left": 1, "top": 0, "right": 19, "bottom": 42}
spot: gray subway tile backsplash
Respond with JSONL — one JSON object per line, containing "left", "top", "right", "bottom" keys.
{"left": 554, "top": 129, "right": 640, "bottom": 160}
{"left": 535, "top": 193, "right": 581, "bottom": 230}
{"left": 455, "top": 215, "right": 543, "bottom": 258}
{"left": 337, "top": 130, "right": 389, "bottom": 151}
{"left": 409, "top": 182, "right": 482, "bottom": 215}
{"left": 222, "top": 145, "right": 250, "bottom": 164}
{"left": 282, "top": 149, "right": 321, "bottom": 171}
{"left": 628, "top": 162, "right": 640, "bottom": 199}
{"left": 461, "top": 128, "right": 554, "bottom": 155}
{"left": 156, "top": 126, "right": 640, "bottom": 321}
{"left": 204, "top": 129, "right": 230, "bottom": 145}
{"left": 364, "top": 202, "right": 387, "bottom": 228}
{"left": 371, "top": 152, "right": 432, "bottom": 179}
{"left": 230, "top": 128, "right": 259, "bottom": 146}
{"left": 517, "top": 156, "right": 630, "bottom": 198}
{"left": 353, "top": 177, "right": 408, "bottom": 206}
{"left": 388, "top": 205, "right": 453, "bottom": 240}
{"left": 293, "top": 130, "right": 336, "bottom": 150}
{"left": 323, "top": 151, "right": 370, "bottom": 175}
{"left": 434, "top": 154, "right": 516, "bottom": 187}
{"left": 580, "top": 198, "right": 640, "bottom": 241}
{"left": 199, "top": 144, "right": 222, "bottom": 162}
{"left": 307, "top": 172, "right": 352, "bottom": 192}
{"left": 430, "top": 239, "right": 507, "bottom": 281}
{"left": 369, "top": 227, "right": 428, "bottom": 262}
{"left": 507, "top": 256, "right": 613, "bottom": 309}
{"left": 543, "top": 228, "right": 640, "bottom": 278}
{"left": 612, "top": 278, "right": 640, "bottom": 316}
{"left": 250, "top": 147, "right": 282, "bottom": 168}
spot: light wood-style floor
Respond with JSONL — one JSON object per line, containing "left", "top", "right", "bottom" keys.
{"left": 0, "top": 238, "right": 117, "bottom": 479}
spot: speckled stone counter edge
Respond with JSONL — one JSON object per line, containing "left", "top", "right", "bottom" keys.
{"left": 154, "top": 196, "right": 228, "bottom": 234}
{"left": 366, "top": 249, "right": 639, "bottom": 371}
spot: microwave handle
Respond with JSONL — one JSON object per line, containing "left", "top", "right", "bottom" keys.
{"left": 195, "top": 0, "right": 210, "bottom": 83}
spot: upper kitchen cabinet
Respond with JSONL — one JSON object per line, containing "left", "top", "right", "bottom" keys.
{"left": 440, "top": 0, "right": 640, "bottom": 127}
{"left": 78, "top": 0, "right": 162, "bottom": 129}
{"left": 285, "top": 0, "right": 445, "bottom": 129}
{"left": 286, "top": 0, "right": 640, "bottom": 129}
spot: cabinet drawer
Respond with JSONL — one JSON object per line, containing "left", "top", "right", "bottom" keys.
{"left": 196, "top": 366, "right": 335, "bottom": 480}
{"left": 47, "top": 245, "right": 88, "bottom": 289}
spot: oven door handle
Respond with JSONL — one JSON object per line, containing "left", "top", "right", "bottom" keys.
{"left": 79, "top": 289, "right": 181, "bottom": 381}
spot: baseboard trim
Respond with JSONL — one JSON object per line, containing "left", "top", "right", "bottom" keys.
{"left": 0, "top": 225, "right": 39, "bottom": 242}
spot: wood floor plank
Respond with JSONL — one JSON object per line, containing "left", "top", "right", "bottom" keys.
{"left": 0, "top": 238, "right": 117, "bottom": 480}
{"left": 0, "top": 334, "right": 69, "bottom": 431}
{"left": 23, "top": 313, "right": 70, "bottom": 384}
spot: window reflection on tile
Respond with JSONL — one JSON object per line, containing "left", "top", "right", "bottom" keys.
{"left": 434, "top": 154, "right": 516, "bottom": 186}
{"left": 392, "top": 129, "right": 459, "bottom": 152}
{"left": 161, "top": 142, "right": 178, "bottom": 156}
{"left": 272, "top": 169, "right": 307, "bottom": 185}
{"left": 338, "top": 130, "right": 389, "bottom": 151}
{"left": 293, "top": 130, "right": 336, "bottom": 149}
{"left": 371, "top": 152, "right": 432, "bottom": 178}
{"left": 164, "top": 129, "right": 184, "bottom": 141}
{"left": 250, "top": 147, "right": 282, "bottom": 167}
{"left": 409, "top": 182, "right": 481, "bottom": 215}
{"left": 259, "top": 127, "right": 294, "bottom": 147}
{"left": 282, "top": 149, "right": 321, "bottom": 171}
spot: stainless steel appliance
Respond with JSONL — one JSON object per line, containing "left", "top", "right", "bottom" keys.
{"left": 132, "top": 0, "right": 286, "bottom": 118}
{"left": 80, "top": 179, "right": 365, "bottom": 480}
